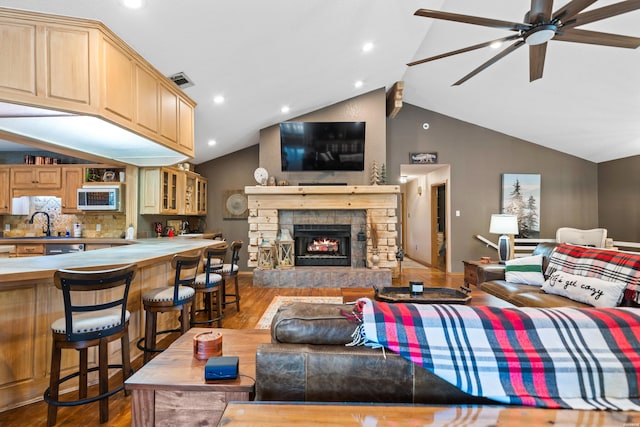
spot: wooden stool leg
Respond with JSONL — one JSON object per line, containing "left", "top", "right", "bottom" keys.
{"left": 98, "top": 339, "right": 109, "bottom": 423}
{"left": 121, "top": 329, "right": 132, "bottom": 397}
{"left": 234, "top": 276, "right": 240, "bottom": 311}
{"left": 144, "top": 309, "right": 156, "bottom": 364}
{"left": 47, "top": 341, "right": 61, "bottom": 427}
{"left": 190, "top": 293, "right": 198, "bottom": 325}
{"left": 79, "top": 348, "right": 88, "bottom": 399}
{"left": 215, "top": 289, "right": 223, "bottom": 328}
{"left": 180, "top": 303, "right": 191, "bottom": 335}
{"left": 205, "top": 293, "right": 213, "bottom": 322}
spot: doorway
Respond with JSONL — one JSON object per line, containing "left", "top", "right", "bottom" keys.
{"left": 431, "top": 183, "right": 446, "bottom": 272}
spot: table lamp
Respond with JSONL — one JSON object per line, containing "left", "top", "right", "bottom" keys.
{"left": 489, "top": 214, "right": 519, "bottom": 263}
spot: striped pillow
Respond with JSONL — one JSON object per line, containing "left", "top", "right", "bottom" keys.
{"left": 505, "top": 255, "right": 545, "bottom": 286}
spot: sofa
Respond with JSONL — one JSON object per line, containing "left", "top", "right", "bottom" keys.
{"left": 478, "top": 242, "right": 640, "bottom": 308}
{"left": 255, "top": 302, "right": 492, "bottom": 404}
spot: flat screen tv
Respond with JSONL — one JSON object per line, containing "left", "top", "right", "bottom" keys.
{"left": 280, "top": 121, "right": 365, "bottom": 171}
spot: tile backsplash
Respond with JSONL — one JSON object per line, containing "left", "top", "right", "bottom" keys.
{"left": 3, "top": 196, "right": 125, "bottom": 238}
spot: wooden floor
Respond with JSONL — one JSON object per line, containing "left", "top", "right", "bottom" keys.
{"left": 0, "top": 266, "right": 510, "bottom": 426}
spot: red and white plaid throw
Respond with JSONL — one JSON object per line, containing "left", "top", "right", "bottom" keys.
{"left": 353, "top": 297, "right": 640, "bottom": 410}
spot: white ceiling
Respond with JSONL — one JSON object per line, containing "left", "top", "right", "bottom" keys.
{"left": 0, "top": 0, "right": 638, "bottom": 164}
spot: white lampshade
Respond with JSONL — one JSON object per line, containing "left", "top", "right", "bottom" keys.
{"left": 489, "top": 214, "right": 519, "bottom": 235}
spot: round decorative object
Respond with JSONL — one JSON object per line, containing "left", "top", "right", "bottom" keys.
{"left": 254, "top": 167, "right": 269, "bottom": 185}
{"left": 225, "top": 192, "right": 248, "bottom": 217}
{"left": 193, "top": 331, "right": 222, "bottom": 360}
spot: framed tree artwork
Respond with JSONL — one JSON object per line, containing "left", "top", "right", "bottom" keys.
{"left": 501, "top": 173, "right": 540, "bottom": 238}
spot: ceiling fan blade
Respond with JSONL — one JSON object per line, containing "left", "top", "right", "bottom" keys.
{"left": 407, "top": 35, "right": 521, "bottom": 67}
{"left": 553, "top": 0, "right": 598, "bottom": 22}
{"left": 555, "top": 28, "right": 640, "bottom": 48}
{"left": 529, "top": 43, "right": 548, "bottom": 81}
{"left": 529, "top": 0, "right": 554, "bottom": 23}
{"left": 453, "top": 40, "right": 526, "bottom": 86}
{"left": 562, "top": 0, "right": 640, "bottom": 28}
{"left": 414, "top": 9, "right": 529, "bottom": 32}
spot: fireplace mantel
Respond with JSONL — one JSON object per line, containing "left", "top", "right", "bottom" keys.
{"left": 246, "top": 185, "right": 400, "bottom": 279}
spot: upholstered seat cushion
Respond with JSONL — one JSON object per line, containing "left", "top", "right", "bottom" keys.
{"left": 194, "top": 272, "right": 223, "bottom": 288}
{"left": 142, "top": 286, "right": 195, "bottom": 303}
{"left": 212, "top": 264, "right": 239, "bottom": 274}
{"left": 51, "top": 309, "right": 130, "bottom": 334}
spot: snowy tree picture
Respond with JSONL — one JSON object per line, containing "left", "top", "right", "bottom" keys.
{"left": 501, "top": 174, "right": 540, "bottom": 238}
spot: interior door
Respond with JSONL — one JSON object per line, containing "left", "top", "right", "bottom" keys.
{"left": 430, "top": 183, "right": 446, "bottom": 272}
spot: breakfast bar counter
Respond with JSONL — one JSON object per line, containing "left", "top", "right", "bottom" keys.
{"left": 0, "top": 238, "right": 225, "bottom": 411}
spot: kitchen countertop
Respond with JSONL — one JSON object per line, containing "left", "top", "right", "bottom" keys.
{"left": 0, "top": 238, "right": 225, "bottom": 284}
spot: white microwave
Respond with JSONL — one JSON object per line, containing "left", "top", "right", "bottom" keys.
{"left": 77, "top": 186, "right": 122, "bottom": 211}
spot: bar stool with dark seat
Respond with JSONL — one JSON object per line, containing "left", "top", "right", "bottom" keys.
{"left": 213, "top": 240, "right": 243, "bottom": 312}
{"left": 44, "top": 264, "right": 137, "bottom": 426}
{"left": 137, "top": 253, "right": 200, "bottom": 363}
{"left": 191, "top": 244, "right": 227, "bottom": 327}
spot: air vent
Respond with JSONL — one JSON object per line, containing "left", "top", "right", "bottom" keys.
{"left": 168, "top": 72, "right": 194, "bottom": 89}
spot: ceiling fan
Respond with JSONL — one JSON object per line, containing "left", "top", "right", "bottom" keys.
{"left": 407, "top": 0, "right": 640, "bottom": 85}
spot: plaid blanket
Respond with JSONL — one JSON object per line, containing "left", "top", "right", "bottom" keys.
{"left": 353, "top": 298, "right": 640, "bottom": 410}
{"left": 547, "top": 244, "right": 640, "bottom": 302}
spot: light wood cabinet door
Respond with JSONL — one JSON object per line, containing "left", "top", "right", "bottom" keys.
{"left": 102, "top": 36, "right": 134, "bottom": 121}
{"left": 0, "top": 20, "right": 37, "bottom": 97}
{"left": 178, "top": 97, "right": 194, "bottom": 154}
{"left": 197, "top": 176, "right": 207, "bottom": 215}
{"left": 45, "top": 24, "right": 92, "bottom": 105}
{"left": 159, "top": 83, "right": 178, "bottom": 144}
{"left": 61, "top": 166, "right": 83, "bottom": 213}
{"left": 161, "top": 168, "right": 179, "bottom": 214}
{"left": 182, "top": 172, "right": 197, "bottom": 215}
{"left": 11, "top": 167, "right": 61, "bottom": 189}
{"left": 0, "top": 168, "right": 10, "bottom": 214}
{"left": 135, "top": 64, "right": 158, "bottom": 133}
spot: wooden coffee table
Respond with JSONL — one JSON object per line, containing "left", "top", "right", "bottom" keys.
{"left": 125, "top": 328, "right": 270, "bottom": 427}
{"left": 219, "top": 401, "right": 640, "bottom": 426}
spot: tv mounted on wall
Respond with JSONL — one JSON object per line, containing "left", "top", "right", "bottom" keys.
{"left": 280, "top": 122, "right": 366, "bottom": 171}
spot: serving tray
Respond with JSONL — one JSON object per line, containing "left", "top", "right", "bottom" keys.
{"left": 374, "top": 286, "right": 471, "bottom": 305}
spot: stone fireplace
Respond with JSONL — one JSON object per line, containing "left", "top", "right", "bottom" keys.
{"left": 246, "top": 185, "right": 400, "bottom": 287}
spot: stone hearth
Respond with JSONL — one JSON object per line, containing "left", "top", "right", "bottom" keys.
{"left": 246, "top": 185, "right": 399, "bottom": 287}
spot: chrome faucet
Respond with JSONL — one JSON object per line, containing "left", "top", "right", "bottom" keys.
{"left": 181, "top": 220, "right": 189, "bottom": 235}
{"left": 29, "top": 211, "right": 51, "bottom": 237}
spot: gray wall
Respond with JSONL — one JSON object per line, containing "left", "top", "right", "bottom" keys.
{"left": 387, "top": 103, "right": 600, "bottom": 271}
{"left": 196, "top": 144, "right": 259, "bottom": 270}
{"left": 598, "top": 155, "right": 640, "bottom": 242}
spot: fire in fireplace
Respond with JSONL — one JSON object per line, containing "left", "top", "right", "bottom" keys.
{"left": 294, "top": 224, "right": 351, "bottom": 266}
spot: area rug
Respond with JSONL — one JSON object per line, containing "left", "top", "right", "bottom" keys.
{"left": 255, "top": 296, "right": 344, "bottom": 329}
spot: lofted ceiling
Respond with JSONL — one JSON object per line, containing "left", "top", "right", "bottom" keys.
{"left": 0, "top": 0, "right": 638, "bottom": 164}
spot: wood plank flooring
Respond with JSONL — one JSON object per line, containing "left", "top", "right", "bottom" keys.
{"left": 0, "top": 266, "right": 507, "bottom": 426}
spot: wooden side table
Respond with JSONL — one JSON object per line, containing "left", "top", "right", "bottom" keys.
{"left": 462, "top": 260, "right": 498, "bottom": 287}
{"left": 125, "top": 328, "right": 270, "bottom": 427}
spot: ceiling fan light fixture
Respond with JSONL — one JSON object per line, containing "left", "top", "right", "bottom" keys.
{"left": 489, "top": 40, "right": 503, "bottom": 49}
{"left": 524, "top": 24, "right": 557, "bottom": 45}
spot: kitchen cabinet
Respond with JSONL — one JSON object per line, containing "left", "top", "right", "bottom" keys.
{"left": 0, "top": 168, "right": 9, "bottom": 214}
{"left": 140, "top": 167, "right": 206, "bottom": 215}
{"left": 0, "top": 9, "right": 195, "bottom": 159}
{"left": 197, "top": 175, "right": 208, "bottom": 215}
{"left": 10, "top": 243, "right": 45, "bottom": 257}
{"left": 61, "top": 166, "right": 84, "bottom": 213}
{"left": 10, "top": 167, "right": 61, "bottom": 189}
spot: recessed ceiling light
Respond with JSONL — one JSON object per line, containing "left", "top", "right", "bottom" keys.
{"left": 362, "top": 42, "right": 374, "bottom": 53}
{"left": 208, "top": 139, "right": 216, "bottom": 146}
{"left": 122, "top": 0, "right": 144, "bottom": 9}
{"left": 281, "top": 106, "right": 290, "bottom": 114}
{"left": 213, "top": 95, "right": 225, "bottom": 104}
{"left": 354, "top": 80, "right": 363, "bottom": 88}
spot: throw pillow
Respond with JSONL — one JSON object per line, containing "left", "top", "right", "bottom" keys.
{"left": 542, "top": 271, "right": 627, "bottom": 308}
{"left": 505, "top": 255, "right": 545, "bottom": 286}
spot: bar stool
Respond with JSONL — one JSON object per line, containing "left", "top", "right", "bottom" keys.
{"left": 137, "top": 253, "right": 200, "bottom": 364}
{"left": 191, "top": 244, "right": 227, "bottom": 327}
{"left": 213, "top": 240, "right": 243, "bottom": 312}
{"left": 44, "top": 264, "right": 137, "bottom": 426}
